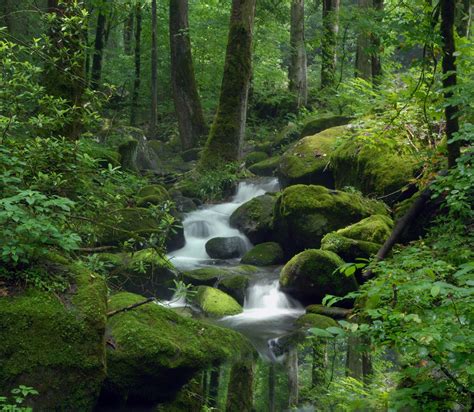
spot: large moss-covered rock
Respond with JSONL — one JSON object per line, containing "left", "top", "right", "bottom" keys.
{"left": 280, "top": 249, "right": 357, "bottom": 305}
{"left": 0, "top": 261, "right": 107, "bottom": 410}
{"left": 300, "top": 114, "right": 352, "bottom": 138}
{"left": 230, "top": 194, "right": 276, "bottom": 244}
{"left": 136, "top": 184, "right": 170, "bottom": 207}
{"left": 182, "top": 265, "right": 258, "bottom": 287}
{"left": 245, "top": 151, "right": 269, "bottom": 166}
{"left": 295, "top": 313, "right": 338, "bottom": 329}
{"left": 273, "top": 185, "right": 387, "bottom": 255}
{"left": 306, "top": 304, "right": 351, "bottom": 319}
{"left": 248, "top": 156, "right": 281, "bottom": 177}
{"left": 321, "top": 215, "right": 393, "bottom": 261}
{"left": 103, "top": 292, "right": 253, "bottom": 404}
{"left": 331, "top": 136, "right": 417, "bottom": 203}
{"left": 194, "top": 286, "right": 243, "bottom": 317}
{"left": 218, "top": 275, "right": 250, "bottom": 305}
{"left": 278, "top": 126, "right": 348, "bottom": 188}
{"left": 102, "top": 249, "right": 177, "bottom": 299}
{"left": 241, "top": 242, "right": 285, "bottom": 266}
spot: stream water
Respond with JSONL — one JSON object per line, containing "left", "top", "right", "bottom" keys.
{"left": 167, "top": 178, "right": 304, "bottom": 360}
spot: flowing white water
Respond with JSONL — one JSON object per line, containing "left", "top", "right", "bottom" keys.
{"left": 168, "top": 178, "right": 279, "bottom": 269}
{"left": 167, "top": 178, "right": 304, "bottom": 359}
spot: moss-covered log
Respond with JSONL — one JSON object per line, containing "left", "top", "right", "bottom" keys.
{"left": 199, "top": 0, "right": 257, "bottom": 169}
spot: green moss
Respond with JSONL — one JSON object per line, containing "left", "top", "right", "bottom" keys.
{"left": 230, "top": 194, "right": 276, "bottom": 244}
{"left": 337, "top": 214, "right": 393, "bottom": 244}
{"left": 183, "top": 265, "right": 257, "bottom": 288}
{"left": 245, "top": 151, "right": 269, "bottom": 166}
{"left": 104, "top": 292, "right": 254, "bottom": 403}
{"left": 279, "top": 125, "right": 348, "bottom": 187}
{"left": 0, "top": 261, "right": 107, "bottom": 410}
{"left": 295, "top": 313, "right": 338, "bottom": 329}
{"left": 273, "top": 184, "right": 388, "bottom": 254}
{"left": 241, "top": 242, "right": 285, "bottom": 266}
{"left": 280, "top": 249, "right": 357, "bottom": 304}
{"left": 306, "top": 304, "right": 349, "bottom": 319}
{"left": 330, "top": 136, "right": 418, "bottom": 202}
{"left": 218, "top": 275, "right": 250, "bottom": 305}
{"left": 118, "top": 138, "right": 138, "bottom": 171}
{"left": 300, "top": 115, "right": 353, "bottom": 138}
{"left": 226, "top": 360, "right": 255, "bottom": 412}
{"left": 138, "top": 184, "right": 169, "bottom": 199}
{"left": 248, "top": 155, "right": 281, "bottom": 176}
{"left": 321, "top": 232, "right": 380, "bottom": 261}
{"left": 194, "top": 286, "right": 243, "bottom": 317}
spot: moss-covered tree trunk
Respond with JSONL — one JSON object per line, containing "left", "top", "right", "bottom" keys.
{"left": 226, "top": 360, "right": 254, "bottom": 412}
{"left": 311, "top": 339, "right": 327, "bottom": 387}
{"left": 123, "top": 7, "right": 134, "bottom": 55}
{"left": 199, "top": 0, "right": 257, "bottom": 170}
{"left": 149, "top": 0, "right": 158, "bottom": 138}
{"left": 355, "top": 0, "right": 372, "bottom": 80}
{"left": 90, "top": 3, "right": 107, "bottom": 90}
{"left": 269, "top": 362, "right": 276, "bottom": 412}
{"left": 170, "top": 0, "right": 207, "bottom": 150}
{"left": 441, "top": 0, "right": 461, "bottom": 168}
{"left": 287, "top": 347, "right": 299, "bottom": 408}
{"left": 289, "top": 0, "right": 308, "bottom": 106}
{"left": 130, "top": 1, "right": 142, "bottom": 126}
{"left": 321, "top": 0, "right": 340, "bottom": 89}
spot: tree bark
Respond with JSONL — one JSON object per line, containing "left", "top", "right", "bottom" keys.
{"left": 321, "top": 0, "right": 340, "bottom": 89}
{"left": 150, "top": 0, "right": 159, "bottom": 138}
{"left": 1, "top": 0, "right": 13, "bottom": 32}
{"left": 371, "top": 0, "right": 383, "bottom": 82}
{"left": 289, "top": 0, "right": 308, "bottom": 106}
{"left": 311, "top": 339, "right": 327, "bottom": 387}
{"left": 130, "top": 1, "right": 142, "bottom": 126}
{"left": 91, "top": 4, "right": 107, "bottom": 90}
{"left": 355, "top": 0, "right": 372, "bottom": 80}
{"left": 208, "top": 364, "right": 220, "bottom": 408}
{"left": 440, "top": 0, "right": 461, "bottom": 168}
{"left": 123, "top": 8, "right": 134, "bottom": 55}
{"left": 199, "top": 0, "right": 257, "bottom": 170}
{"left": 169, "top": 0, "right": 207, "bottom": 150}
{"left": 287, "top": 347, "right": 299, "bottom": 408}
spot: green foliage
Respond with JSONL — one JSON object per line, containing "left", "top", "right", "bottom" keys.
{"left": 0, "top": 385, "right": 38, "bottom": 412}
{"left": 196, "top": 163, "right": 240, "bottom": 202}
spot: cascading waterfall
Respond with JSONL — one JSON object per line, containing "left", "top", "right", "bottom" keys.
{"left": 167, "top": 178, "right": 304, "bottom": 359}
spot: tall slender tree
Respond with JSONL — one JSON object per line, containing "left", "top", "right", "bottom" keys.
{"left": 150, "top": 0, "right": 158, "bottom": 138}
{"left": 199, "top": 0, "right": 257, "bottom": 169}
{"left": 130, "top": 1, "right": 142, "bottom": 126}
{"left": 371, "top": 0, "right": 383, "bottom": 82}
{"left": 289, "top": 0, "right": 308, "bottom": 106}
{"left": 355, "top": 0, "right": 372, "bottom": 80}
{"left": 123, "top": 5, "right": 134, "bottom": 55}
{"left": 320, "top": 0, "right": 340, "bottom": 89}
{"left": 440, "top": 0, "right": 461, "bottom": 168}
{"left": 90, "top": 2, "right": 108, "bottom": 90}
{"left": 169, "top": 0, "right": 207, "bottom": 150}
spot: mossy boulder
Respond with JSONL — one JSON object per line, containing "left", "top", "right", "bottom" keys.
{"left": 0, "top": 261, "right": 107, "bottom": 410}
{"left": 273, "top": 185, "right": 388, "bottom": 255}
{"left": 248, "top": 156, "right": 281, "bottom": 177}
{"left": 183, "top": 265, "right": 258, "bottom": 286}
{"left": 306, "top": 304, "right": 350, "bottom": 319}
{"left": 241, "top": 242, "right": 285, "bottom": 266}
{"left": 136, "top": 184, "right": 170, "bottom": 207}
{"left": 295, "top": 313, "right": 338, "bottom": 329}
{"left": 103, "top": 292, "right": 253, "bottom": 404}
{"left": 300, "top": 114, "right": 352, "bottom": 138}
{"left": 280, "top": 249, "right": 358, "bottom": 305}
{"left": 105, "top": 249, "right": 177, "bottom": 299}
{"left": 321, "top": 215, "right": 393, "bottom": 261}
{"left": 118, "top": 138, "right": 139, "bottom": 171}
{"left": 194, "top": 286, "right": 243, "bottom": 317}
{"left": 218, "top": 274, "right": 251, "bottom": 305}
{"left": 230, "top": 194, "right": 276, "bottom": 244}
{"left": 278, "top": 125, "right": 348, "bottom": 188}
{"left": 245, "top": 151, "right": 269, "bottom": 166}
{"left": 330, "top": 136, "right": 418, "bottom": 203}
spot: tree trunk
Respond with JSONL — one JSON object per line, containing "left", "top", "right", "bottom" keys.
{"left": 289, "top": 0, "right": 308, "bottom": 106}
{"left": 150, "top": 0, "right": 159, "bottom": 138}
{"left": 311, "top": 339, "right": 327, "bottom": 387}
{"left": 440, "top": 0, "right": 461, "bottom": 168}
{"left": 268, "top": 363, "right": 276, "bottom": 412}
{"left": 355, "top": 0, "right": 372, "bottom": 80}
{"left": 130, "top": 1, "right": 142, "bottom": 126}
{"left": 1, "top": 0, "right": 13, "bottom": 32}
{"left": 123, "top": 8, "right": 134, "bottom": 55}
{"left": 199, "top": 0, "right": 257, "bottom": 170}
{"left": 208, "top": 364, "right": 220, "bottom": 408}
{"left": 91, "top": 5, "right": 107, "bottom": 90}
{"left": 321, "top": 0, "right": 340, "bottom": 89}
{"left": 226, "top": 360, "right": 254, "bottom": 412}
{"left": 371, "top": 0, "right": 383, "bottom": 82}
{"left": 287, "top": 347, "right": 299, "bottom": 408}
{"left": 170, "top": 0, "right": 207, "bottom": 150}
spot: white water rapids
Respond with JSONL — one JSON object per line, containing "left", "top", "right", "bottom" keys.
{"left": 167, "top": 178, "right": 304, "bottom": 359}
